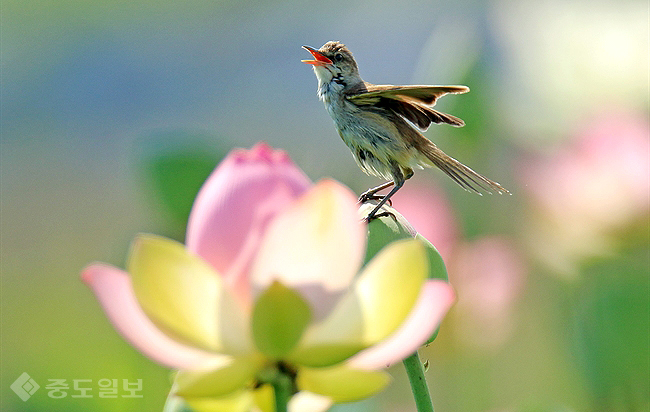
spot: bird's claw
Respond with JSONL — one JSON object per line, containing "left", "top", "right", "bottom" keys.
{"left": 363, "top": 210, "right": 397, "bottom": 224}
{"left": 358, "top": 192, "right": 392, "bottom": 206}
{"left": 358, "top": 190, "right": 376, "bottom": 204}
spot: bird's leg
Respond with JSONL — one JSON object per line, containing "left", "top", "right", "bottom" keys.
{"left": 364, "top": 172, "right": 406, "bottom": 222}
{"left": 363, "top": 168, "right": 413, "bottom": 223}
{"left": 364, "top": 180, "right": 404, "bottom": 222}
{"left": 358, "top": 180, "right": 394, "bottom": 204}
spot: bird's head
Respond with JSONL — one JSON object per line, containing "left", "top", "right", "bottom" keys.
{"left": 302, "top": 41, "right": 362, "bottom": 89}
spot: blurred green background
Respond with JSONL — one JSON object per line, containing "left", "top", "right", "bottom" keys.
{"left": 2, "top": 0, "right": 648, "bottom": 411}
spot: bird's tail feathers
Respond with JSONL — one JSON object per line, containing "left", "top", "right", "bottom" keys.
{"left": 418, "top": 142, "right": 509, "bottom": 195}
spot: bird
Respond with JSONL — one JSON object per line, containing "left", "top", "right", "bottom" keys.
{"left": 302, "top": 41, "right": 509, "bottom": 221}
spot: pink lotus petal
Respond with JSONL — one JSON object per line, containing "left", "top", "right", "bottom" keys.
{"left": 348, "top": 280, "right": 455, "bottom": 370}
{"left": 82, "top": 263, "right": 223, "bottom": 370}
{"left": 186, "top": 143, "right": 312, "bottom": 304}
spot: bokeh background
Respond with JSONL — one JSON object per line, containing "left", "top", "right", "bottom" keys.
{"left": 2, "top": 0, "right": 648, "bottom": 410}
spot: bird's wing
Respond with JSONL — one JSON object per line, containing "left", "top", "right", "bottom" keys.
{"left": 347, "top": 84, "right": 469, "bottom": 129}
{"left": 348, "top": 84, "right": 469, "bottom": 105}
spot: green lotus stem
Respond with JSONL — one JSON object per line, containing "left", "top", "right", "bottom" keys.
{"left": 403, "top": 351, "right": 434, "bottom": 412}
{"left": 272, "top": 369, "right": 292, "bottom": 412}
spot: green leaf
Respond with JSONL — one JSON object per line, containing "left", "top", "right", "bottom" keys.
{"left": 136, "top": 133, "right": 227, "bottom": 228}
{"left": 252, "top": 281, "right": 312, "bottom": 359}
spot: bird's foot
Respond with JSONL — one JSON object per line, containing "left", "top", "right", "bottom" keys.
{"left": 358, "top": 192, "right": 392, "bottom": 206}
{"left": 363, "top": 210, "right": 397, "bottom": 224}
{"left": 358, "top": 189, "right": 377, "bottom": 204}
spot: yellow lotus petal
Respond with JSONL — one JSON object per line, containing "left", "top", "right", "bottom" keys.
{"left": 289, "top": 239, "right": 428, "bottom": 366}
{"left": 286, "top": 343, "right": 367, "bottom": 368}
{"left": 353, "top": 239, "right": 428, "bottom": 342}
{"left": 128, "top": 234, "right": 252, "bottom": 354}
{"left": 180, "top": 389, "right": 256, "bottom": 412}
{"left": 82, "top": 263, "right": 225, "bottom": 370}
{"left": 169, "top": 385, "right": 273, "bottom": 412}
{"left": 297, "top": 364, "right": 391, "bottom": 402}
{"left": 173, "top": 355, "right": 265, "bottom": 398}
{"left": 251, "top": 384, "right": 274, "bottom": 412}
{"left": 349, "top": 279, "right": 456, "bottom": 370}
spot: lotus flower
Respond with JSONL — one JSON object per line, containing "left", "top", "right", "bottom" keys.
{"left": 82, "top": 143, "right": 455, "bottom": 411}
{"left": 519, "top": 113, "right": 650, "bottom": 276}
{"left": 450, "top": 236, "right": 525, "bottom": 350}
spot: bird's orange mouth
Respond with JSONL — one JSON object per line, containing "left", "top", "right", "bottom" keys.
{"left": 302, "top": 45, "right": 332, "bottom": 66}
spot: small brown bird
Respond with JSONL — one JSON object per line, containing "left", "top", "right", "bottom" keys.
{"left": 302, "top": 41, "right": 509, "bottom": 220}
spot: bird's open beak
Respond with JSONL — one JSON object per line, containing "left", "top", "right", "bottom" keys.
{"left": 302, "top": 45, "right": 332, "bottom": 66}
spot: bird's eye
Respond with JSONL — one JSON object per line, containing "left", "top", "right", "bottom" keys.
{"left": 334, "top": 53, "right": 343, "bottom": 62}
